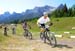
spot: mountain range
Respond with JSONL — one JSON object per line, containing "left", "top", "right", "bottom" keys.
{"left": 0, "top": 4, "right": 64, "bottom": 23}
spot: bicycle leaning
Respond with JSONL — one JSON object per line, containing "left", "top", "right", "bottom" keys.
{"left": 40, "top": 24, "right": 57, "bottom": 47}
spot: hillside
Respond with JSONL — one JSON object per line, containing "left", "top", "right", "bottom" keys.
{"left": 27, "top": 17, "right": 75, "bottom": 35}
{"left": 50, "top": 17, "right": 75, "bottom": 35}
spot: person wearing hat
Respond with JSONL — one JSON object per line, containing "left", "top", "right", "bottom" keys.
{"left": 37, "top": 12, "right": 51, "bottom": 28}
{"left": 37, "top": 12, "right": 52, "bottom": 39}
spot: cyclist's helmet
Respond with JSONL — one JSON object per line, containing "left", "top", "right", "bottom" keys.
{"left": 43, "top": 12, "right": 48, "bottom": 16}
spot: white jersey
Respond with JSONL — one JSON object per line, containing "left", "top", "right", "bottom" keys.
{"left": 37, "top": 16, "right": 50, "bottom": 24}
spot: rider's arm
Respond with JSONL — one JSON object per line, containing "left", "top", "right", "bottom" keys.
{"left": 37, "top": 20, "right": 42, "bottom": 27}
{"left": 37, "top": 20, "right": 40, "bottom": 26}
{"left": 47, "top": 18, "right": 53, "bottom": 26}
{"left": 45, "top": 17, "right": 50, "bottom": 25}
{"left": 28, "top": 24, "right": 31, "bottom": 29}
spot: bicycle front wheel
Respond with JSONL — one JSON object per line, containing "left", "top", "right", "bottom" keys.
{"left": 28, "top": 31, "right": 32, "bottom": 39}
{"left": 48, "top": 32, "right": 57, "bottom": 47}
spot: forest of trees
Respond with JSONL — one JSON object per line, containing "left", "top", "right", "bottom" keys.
{"left": 50, "top": 4, "right": 75, "bottom": 17}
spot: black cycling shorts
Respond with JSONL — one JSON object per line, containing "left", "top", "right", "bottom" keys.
{"left": 40, "top": 24, "right": 45, "bottom": 28}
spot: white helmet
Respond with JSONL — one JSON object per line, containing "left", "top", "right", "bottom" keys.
{"left": 43, "top": 12, "right": 48, "bottom": 16}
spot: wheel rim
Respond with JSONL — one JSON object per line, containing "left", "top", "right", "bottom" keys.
{"left": 48, "top": 32, "right": 57, "bottom": 46}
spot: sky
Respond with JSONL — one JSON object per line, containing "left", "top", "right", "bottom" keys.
{"left": 0, "top": 0, "right": 75, "bottom": 14}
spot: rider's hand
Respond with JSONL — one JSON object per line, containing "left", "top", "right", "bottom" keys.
{"left": 49, "top": 22, "right": 53, "bottom": 26}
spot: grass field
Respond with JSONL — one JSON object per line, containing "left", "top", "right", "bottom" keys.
{"left": 50, "top": 17, "right": 75, "bottom": 35}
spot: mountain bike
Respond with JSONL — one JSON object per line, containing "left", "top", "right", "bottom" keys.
{"left": 40, "top": 25, "right": 57, "bottom": 47}
{"left": 23, "top": 29, "right": 32, "bottom": 39}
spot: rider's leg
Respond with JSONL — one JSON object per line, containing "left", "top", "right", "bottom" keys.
{"left": 4, "top": 31, "right": 7, "bottom": 36}
{"left": 24, "top": 29, "right": 27, "bottom": 36}
{"left": 40, "top": 24, "right": 45, "bottom": 40}
{"left": 40, "top": 28, "right": 45, "bottom": 38}
{"left": 25, "top": 29, "right": 28, "bottom": 36}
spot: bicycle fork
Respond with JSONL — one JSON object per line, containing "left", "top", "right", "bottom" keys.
{"left": 43, "top": 32, "right": 47, "bottom": 43}
{"left": 43, "top": 32, "right": 51, "bottom": 44}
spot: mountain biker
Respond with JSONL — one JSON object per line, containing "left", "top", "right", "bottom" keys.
{"left": 22, "top": 21, "right": 31, "bottom": 30}
{"left": 22, "top": 21, "right": 31, "bottom": 36}
{"left": 37, "top": 12, "right": 51, "bottom": 32}
{"left": 37, "top": 12, "right": 57, "bottom": 46}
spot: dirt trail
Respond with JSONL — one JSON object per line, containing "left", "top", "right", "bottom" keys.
{"left": 0, "top": 35, "right": 75, "bottom": 51}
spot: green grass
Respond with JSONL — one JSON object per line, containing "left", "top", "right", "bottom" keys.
{"left": 50, "top": 17, "right": 75, "bottom": 35}
{"left": 0, "top": 29, "right": 9, "bottom": 42}
{"left": 51, "top": 17, "right": 75, "bottom": 30}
